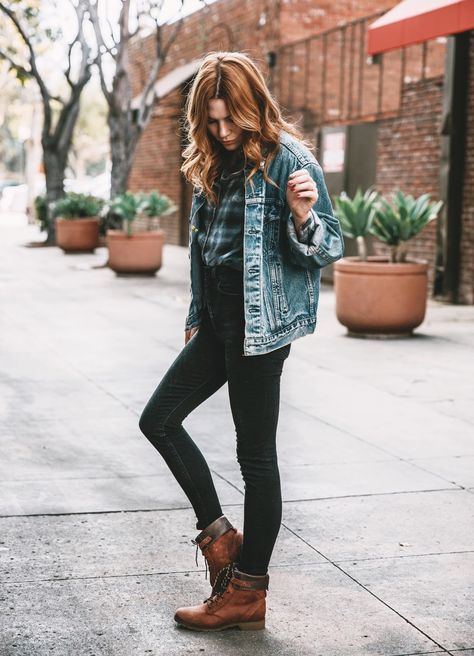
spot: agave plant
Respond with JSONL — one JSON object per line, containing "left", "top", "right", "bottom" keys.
{"left": 140, "top": 190, "right": 176, "bottom": 219}
{"left": 370, "top": 191, "right": 443, "bottom": 263}
{"left": 107, "top": 190, "right": 176, "bottom": 236}
{"left": 333, "top": 188, "right": 380, "bottom": 260}
{"left": 107, "top": 192, "right": 143, "bottom": 237}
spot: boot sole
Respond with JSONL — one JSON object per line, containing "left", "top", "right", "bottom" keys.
{"left": 175, "top": 619, "right": 265, "bottom": 632}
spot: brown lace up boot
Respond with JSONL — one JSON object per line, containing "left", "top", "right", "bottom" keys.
{"left": 191, "top": 516, "right": 243, "bottom": 590}
{"left": 174, "top": 562, "right": 269, "bottom": 631}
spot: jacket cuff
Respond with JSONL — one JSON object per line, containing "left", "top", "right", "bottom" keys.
{"left": 292, "top": 209, "right": 323, "bottom": 247}
{"left": 185, "top": 310, "right": 201, "bottom": 331}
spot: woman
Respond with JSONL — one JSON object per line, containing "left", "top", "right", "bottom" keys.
{"left": 139, "top": 51, "right": 344, "bottom": 632}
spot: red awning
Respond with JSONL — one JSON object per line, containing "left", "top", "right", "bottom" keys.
{"left": 367, "top": 0, "right": 474, "bottom": 55}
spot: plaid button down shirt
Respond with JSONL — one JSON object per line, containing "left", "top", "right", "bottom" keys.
{"left": 198, "top": 149, "right": 318, "bottom": 271}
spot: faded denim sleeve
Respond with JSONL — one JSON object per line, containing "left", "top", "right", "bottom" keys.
{"left": 286, "top": 161, "right": 345, "bottom": 270}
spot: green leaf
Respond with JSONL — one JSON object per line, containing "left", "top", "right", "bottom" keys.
{"left": 369, "top": 191, "right": 443, "bottom": 259}
{"left": 53, "top": 192, "right": 104, "bottom": 219}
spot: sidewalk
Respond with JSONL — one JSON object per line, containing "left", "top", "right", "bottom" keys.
{"left": 1, "top": 213, "right": 473, "bottom": 656}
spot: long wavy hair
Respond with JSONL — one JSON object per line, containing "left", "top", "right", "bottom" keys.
{"left": 180, "top": 51, "right": 312, "bottom": 206}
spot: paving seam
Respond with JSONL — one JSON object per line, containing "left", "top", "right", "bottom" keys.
{"left": 280, "top": 488, "right": 461, "bottom": 502}
{"left": 0, "top": 487, "right": 466, "bottom": 519}
{"left": 281, "top": 521, "right": 457, "bottom": 656}
{"left": 280, "top": 398, "right": 470, "bottom": 491}
{"left": 3, "top": 551, "right": 473, "bottom": 586}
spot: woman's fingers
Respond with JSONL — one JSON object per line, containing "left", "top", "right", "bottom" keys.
{"left": 288, "top": 177, "right": 319, "bottom": 201}
{"left": 184, "top": 326, "right": 199, "bottom": 344}
{"left": 288, "top": 172, "right": 317, "bottom": 193}
{"left": 295, "top": 191, "right": 317, "bottom": 199}
{"left": 291, "top": 181, "right": 317, "bottom": 192}
{"left": 288, "top": 170, "right": 314, "bottom": 182}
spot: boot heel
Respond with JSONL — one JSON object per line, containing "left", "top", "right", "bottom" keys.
{"left": 238, "top": 619, "right": 265, "bottom": 631}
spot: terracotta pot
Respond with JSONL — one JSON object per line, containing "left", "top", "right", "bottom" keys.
{"left": 106, "top": 229, "right": 165, "bottom": 275}
{"left": 334, "top": 255, "right": 429, "bottom": 336}
{"left": 56, "top": 217, "right": 100, "bottom": 252}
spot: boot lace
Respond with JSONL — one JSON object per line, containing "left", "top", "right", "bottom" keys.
{"left": 204, "top": 562, "right": 235, "bottom": 608}
{"left": 191, "top": 538, "right": 209, "bottom": 581}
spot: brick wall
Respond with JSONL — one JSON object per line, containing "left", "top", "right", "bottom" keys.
{"left": 128, "top": 0, "right": 395, "bottom": 245}
{"left": 128, "top": 91, "right": 185, "bottom": 246}
{"left": 128, "top": 0, "right": 273, "bottom": 245}
{"left": 373, "top": 75, "right": 444, "bottom": 294}
{"left": 126, "top": 3, "right": 473, "bottom": 305}
{"left": 459, "top": 32, "right": 474, "bottom": 304}
{"left": 277, "top": 20, "right": 446, "bottom": 126}
{"left": 129, "top": 0, "right": 442, "bottom": 245}
{"left": 278, "top": 0, "right": 395, "bottom": 47}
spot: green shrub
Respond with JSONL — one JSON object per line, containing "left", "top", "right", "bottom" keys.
{"left": 333, "top": 188, "right": 443, "bottom": 263}
{"left": 333, "top": 188, "right": 379, "bottom": 261}
{"left": 107, "top": 192, "right": 143, "bottom": 236}
{"left": 34, "top": 194, "right": 49, "bottom": 233}
{"left": 54, "top": 192, "right": 104, "bottom": 219}
{"left": 106, "top": 190, "right": 175, "bottom": 236}
{"left": 140, "top": 190, "right": 175, "bottom": 218}
{"left": 371, "top": 191, "right": 443, "bottom": 263}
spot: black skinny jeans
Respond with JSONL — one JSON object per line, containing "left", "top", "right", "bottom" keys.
{"left": 138, "top": 263, "right": 291, "bottom": 575}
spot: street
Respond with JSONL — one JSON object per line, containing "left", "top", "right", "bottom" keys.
{"left": 1, "top": 214, "right": 473, "bottom": 656}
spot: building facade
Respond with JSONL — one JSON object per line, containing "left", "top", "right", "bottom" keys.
{"left": 128, "top": 0, "right": 473, "bottom": 304}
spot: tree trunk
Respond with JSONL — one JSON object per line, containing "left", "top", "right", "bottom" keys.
{"left": 42, "top": 146, "right": 68, "bottom": 244}
{"left": 108, "top": 110, "right": 138, "bottom": 198}
{"left": 41, "top": 99, "right": 82, "bottom": 244}
{"left": 25, "top": 97, "right": 43, "bottom": 224}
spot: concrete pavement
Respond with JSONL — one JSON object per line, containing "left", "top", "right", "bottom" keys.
{"left": 1, "top": 213, "right": 473, "bottom": 656}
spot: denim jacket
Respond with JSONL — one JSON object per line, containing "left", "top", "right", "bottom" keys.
{"left": 185, "top": 130, "right": 345, "bottom": 355}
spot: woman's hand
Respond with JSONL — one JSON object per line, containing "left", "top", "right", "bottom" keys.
{"left": 286, "top": 169, "right": 319, "bottom": 228}
{"left": 185, "top": 326, "right": 199, "bottom": 344}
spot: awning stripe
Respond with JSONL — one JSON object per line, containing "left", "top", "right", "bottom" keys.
{"left": 367, "top": 0, "right": 474, "bottom": 55}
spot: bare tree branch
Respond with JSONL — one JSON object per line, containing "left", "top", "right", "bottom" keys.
{"left": 0, "top": 1, "right": 52, "bottom": 130}
{"left": 86, "top": 0, "right": 115, "bottom": 105}
{"left": 112, "top": 0, "right": 133, "bottom": 109}
{"left": 105, "top": 15, "right": 120, "bottom": 48}
{"left": 161, "top": 1, "right": 185, "bottom": 60}
{"left": 134, "top": 0, "right": 185, "bottom": 130}
{"left": 86, "top": 0, "right": 206, "bottom": 196}
{"left": 65, "top": 1, "right": 91, "bottom": 89}
{"left": 1, "top": 0, "right": 95, "bottom": 243}
{"left": 0, "top": 48, "right": 31, "bottom": 80}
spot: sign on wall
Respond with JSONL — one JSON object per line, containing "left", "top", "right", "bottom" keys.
{"left": 321, "top": 130, "right": 346, "bottom": 173}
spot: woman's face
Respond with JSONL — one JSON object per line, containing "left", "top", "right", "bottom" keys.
{"left": 207, "top": 98, "right": 244, "bottom": 151}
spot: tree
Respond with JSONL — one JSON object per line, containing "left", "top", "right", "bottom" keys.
{"left": 70, "top": 79, "right": 108, "bottom": 179}
{"left": 0, "top": 0, "right": 93, "bottom": 243}
{"left": 86, "top": 0, "right": 196, "bottom": 198}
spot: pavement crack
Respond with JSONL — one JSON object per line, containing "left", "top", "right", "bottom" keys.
{"left": 281, "top": 521, "right": 458, "bottom": 656}
{"left": 209, "top": 468, "right": 244, "bottom": 496}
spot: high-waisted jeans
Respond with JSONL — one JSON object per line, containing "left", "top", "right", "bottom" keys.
{"left": 138, "top": 263, "right": 291, "bottom": 575}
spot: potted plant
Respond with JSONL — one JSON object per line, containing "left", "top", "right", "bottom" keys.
{"left": 34, "top": 194, "right": 49, "bottom": 234}
{"left": 106, "top": 190, "right": 175, "bottom": 275}
{"left": 333, "top": 189, "right": 443, "bottom": 337}
{"left": 54, "top": 192, "right": 104, "bottom": 252}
